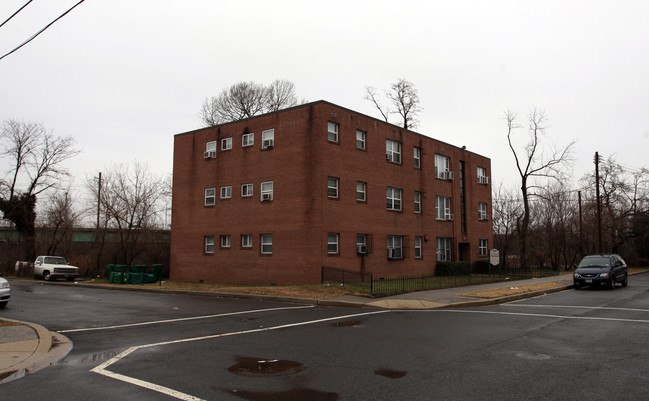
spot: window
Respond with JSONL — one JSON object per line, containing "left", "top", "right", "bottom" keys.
{"left": 241, "top": 183, "right": 253, "bottom": 197}
{"left": 479, "top": 239, "right": 488, "bottom": 256}
{"left": 328, "top": 122, "right": 339, "bottom": 142}
{"left": 387, "top": 235, "right": 403, "bottom": 259}
{"left": 220, "top": 186, "right": 232, "bottom": 199}
{"left": 415, "top": 236, "right": 423, "bottom": 259}
{"left": 435, "top": 154, "right": 451, "bottom": 179}
{"left": 327, "top": 233, "right": 339, "bottom": 254}
{"left": 414, "top": 191, "right": 422, "bottom": 213}
{"left": 327, "top": 177, "right": 339, "bottom": 198}
{"left": 386, "top": 187, "right": 402, "bottom": 211}
{"left": 261, "top": 181, "right": 273, "bottom": 201}
{"left": 356, "top": 130, "right": 366, "bottom": 150}
{"left": 357, "top": 234, "right": 368, "bottom": 254}
{"left": 386, "top": 139, "right": 401, "bottom": 163}
{"left": 221, "top": 137, "right": 232, "bottom": 150}
{"left": 206, "top": 141, "right": 217, "bottom": 152}
{"left": 205, "top": 188, "right": 216, "bottom": 206}
{"left": 356, "top": 181, "right": 367, "bottom": 202}
{"left": 477, "top": 167, "right": 489, "bottom": 184}
{"left": 261, "top": 234, "right": 273, "bottom": 254}
{"left": 242, "top": 133, "right": 254, "bottom": 147}
{"left": 205, "top": 235, "right": 215, "bottom": 254}
{"left": 414, "top": 147, "right": 421, "bottom": 168}
{"left": 436, "top": 195, "right": 452, "bottom": 220}
{"left": 478, "top": 202, "right": 488, "bottom": 220}
{"left": 436, "top": 237, "right": 452, "bottom": 261}
{"left": 220, "top": 235, "right": 231, "bottom": 248}
{"left": 262, "top": 129, "right": 274, "bottom": 149}
{"left": 242, "top": 234, "right": 253, "bottom": 248}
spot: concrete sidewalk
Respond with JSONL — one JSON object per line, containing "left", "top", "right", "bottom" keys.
{"left": 0, "top": 274, "right": 576, "bottom": 384}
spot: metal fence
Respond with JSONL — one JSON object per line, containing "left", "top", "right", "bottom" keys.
{"left": 322, "top": 266, "right": 563, "bottom": 297}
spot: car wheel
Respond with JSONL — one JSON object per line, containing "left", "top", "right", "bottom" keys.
{"left": 574, "top": 282, "right": 581, "bottom": 290}
{"left": 43, "top": 271, "right": 51, "bottom": 281}
{"left": 609, "top": 277, "right": 616, "bottom": 289}
{"left": 0, "top": 301, "right": 7, "bottom": 309}
{"left": 622, "top": 274, "right": 628, "bottom": 287}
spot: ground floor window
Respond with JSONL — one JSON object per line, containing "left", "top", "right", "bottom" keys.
{"left": 414, "top": 236, "right": 423, "bottom": 259}
{"left": 436, "top": 237, "right": 452, "bottom": 261}
{"left": 479, "top": 239, "right": 488, "bottom": 256}
{"left": 387, "top": 235, "right": 403, "bottom": 259}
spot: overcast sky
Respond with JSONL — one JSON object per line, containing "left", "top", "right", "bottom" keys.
{"left": 1, "top": 0, "right": 648, "bottom": 206}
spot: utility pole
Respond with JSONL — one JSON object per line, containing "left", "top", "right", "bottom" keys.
{"left": 96, "top": 172, "right": 102, "bottom": 275}
{"left": 595, "top": 152, "right": 602, "bottom": 253}
{"left": 578, "top": 191, "right": 583, "bottom": 257}
{"left": 96, "top": 172, "right": 102, "bottom": 231}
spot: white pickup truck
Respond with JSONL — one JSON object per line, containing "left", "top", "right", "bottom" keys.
{"left": 33, "top": 256, "right": 80, "bottom": 281}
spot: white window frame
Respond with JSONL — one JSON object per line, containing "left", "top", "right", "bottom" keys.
{"left": 242, "top": 234, "right": 253, "bottom": 248}
{"left": 477, "top": 167, "right": 489, "bottom": 184}
{"left": 205, "top": 188, "right": 216, "bottom": 206}
{"left": 327, "top": 233, "right": 339, "bottom": 254}
{"left": 241, "top": 183, "right": 253, "bottom": 197}
{"left": 356, "top": 181, "right": 367, "bottom": 202}
{"left": 356, "top": 129, "right": 366, "bottom": 150}
{"left": 478, "top": 202, "right": 488, "bottom": 220}
{"left": 387, "top": 186, "right": 402, "bottom": 211}
{"left": 387, "top": 235, "right": 403, "bottom": 259}
{"left": 261, "top": 181, "right": 274, "bottom": 201}
{"left": 435, "top": 154, "right": 450, "bottom": 178}
{"left": 262, "top": 129, "right": 274, "bottom": 149}
{"left": 242, "top": 133, "right": 254, "bottom": 147}
{"left": 386, "top": 139, "right": 401, "bottom": 163}
{"left": 436, "top": 237, "right": 452, "bottom": 261}
{"left": 205, "top": 235, "right": 215, "bottom": 254}
{"left": 436, "top": 195, "right": 452, "bottom": 220}
{"left": 414, "top": 147, "right": 421, "bottom": 168}
{"left": 357, "top": 234, "right": 368, "bottom": 254}
{"left": 479, "top": 239, "right": 488, "bottom": 256}
{"left": 415, "top": 236, "right": 423, "bottom": 259}
{"left": 328, "top": 122, "right": 339, "bottom": 143}
{"left": 414, "top": 191, "right": 422, "bottom": 214}
{"left": 206, "top": 141, "right": 217, "bottom": 153}
{"left": 220, "top": 235, "right": 231, "bottom": 248}
{"left": 261, "top": 234, "right": 273, "bottom": 254}
{"left": 221, "top": 137, "right": 232, "bottom": 150}
{"left": 327, "top": 177, "right": 339, "bottom": 198}
{"left": 220, "top": 186, "right": 232, "bottom": 199}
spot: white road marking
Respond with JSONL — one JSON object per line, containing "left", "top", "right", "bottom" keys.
{"left": 503, "top": 303, "right": 649, "bottom": 313}
{"left": 91, "top": 309, "right": 390, "bottom": 401}
{"left": 421, "top": 309, "right": 649, "bottom": 324}
{"left": 59, "top": 305, "right": 315, "bottom": 333}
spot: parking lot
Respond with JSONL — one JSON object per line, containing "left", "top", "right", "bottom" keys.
{"left": 1, "top": 275, "right": 649, "bottom": 400}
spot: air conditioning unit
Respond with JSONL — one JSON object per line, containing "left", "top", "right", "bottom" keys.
{"left": 478, "top": 176, "right": 490, "bottom": 184}
{"left": 386, "top": 154, "right": 391, "bottom": 161}
{"left": 446, "top": 171, "right": 455, "bottom": 180}
{"left": 357, "top": 244, "right": 367, "bottom": 254}
{"left": 446, "top": 214, "right": 454, "bottom": 221}
{"left": 203, "top": 151, "right": 216, "bottom": 159}
{"left": 261, "top": 193, "right": 273, "bottom": 201}
{"left": 262, "top": 139, "right": 274, "bottom": 149}
{"left": 387, "top": 248, "right": 400, "bottom": 259}
{"left": 480, "top": 213, "right": 489, "bottom": 221}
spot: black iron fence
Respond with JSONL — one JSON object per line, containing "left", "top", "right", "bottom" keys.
{"left": 322, "top": 266, "right": 563, "bottom": 297}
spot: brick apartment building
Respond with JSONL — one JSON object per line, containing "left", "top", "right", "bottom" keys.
{"left": 170, "top": 100, "right": 492, "bottom": 285}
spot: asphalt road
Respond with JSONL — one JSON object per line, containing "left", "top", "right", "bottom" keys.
{"left": 1, "top": 276, "right": 649, "bottom": 400}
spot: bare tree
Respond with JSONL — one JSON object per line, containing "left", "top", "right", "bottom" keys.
{"left": 200, "top": 80, "right": 303, "bottom": 127}
{"left": 505, "top": 109, "right": 575, "bottom": 268}
{"left": 87, "top": 162, "right": 168, "bottom": 267}
{"left": 0, "top": 119, "right": 80, "bottom": 259}
{"left": 364, "top": 78, "right": 422, "bottom": 129}
{"left": 492, "top": 183, "right": 522, "bottom": 269}
{"left": 38, "top": 188, "right": 84, "bottom": 256}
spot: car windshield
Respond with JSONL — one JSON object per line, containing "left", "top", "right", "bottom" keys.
{"left": 578, "top": 257, "right": 610, "bottom": 268}
{"left": 44, "top": 257, "right": 68, "bottom": 265}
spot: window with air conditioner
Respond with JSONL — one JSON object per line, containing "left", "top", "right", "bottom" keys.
{"left": 356, "top": 234, "right": 369, "bottom": 255}
{"left": 261, "top": 181, "right": 273, "bottom": 201}
{"left": 204, "top": 141, "right": 217, "bottom": 159}
{"left": 204, "top": 188, "right": 216, "bottom": 206}
{"left": 436, "top": 195, "right": 451, "bottom": 220}
{"left": 435, "top": 154, "right": 451, "bottom": 179}
{"left": 386, "top": 139, "right": 401, "bottom": 163}
{"left": 478, "top": 202, "right": 489, "bottom": 220}
{"left": 387, "top": 235, "right": 403, "bottom": 259}
{"left": 262, "top": 129, "right": 274, "bottom": 149}
{"left": 477, "top": 167, "right": 489, "bottom": 184}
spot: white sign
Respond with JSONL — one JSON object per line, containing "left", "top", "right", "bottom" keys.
{"left": 490, "top": 249, "right": 500, "bottom": 266}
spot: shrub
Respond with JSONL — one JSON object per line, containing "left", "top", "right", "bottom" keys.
{"left": 435, "top": 261, "right": 471, "bottom": 276}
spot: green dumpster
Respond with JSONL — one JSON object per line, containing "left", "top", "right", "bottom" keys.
{"left": 151, "top": 264, "right": 163, "bottom": 281}
{"left": 130, "top": 265, "right": 146, "bottom": 274}
{"left": 109, "top": 271, "right": 122, "bottom": 284}
{"left": 126, "top": 272, "right": 144, "bottom": 285}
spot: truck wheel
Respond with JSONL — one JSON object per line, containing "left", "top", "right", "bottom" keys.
{"left": 43, "top": 271, "right": 51, "bottom": 281}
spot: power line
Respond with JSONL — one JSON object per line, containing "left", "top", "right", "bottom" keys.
{"left": 0, "top": 0, "right": 86, "bottom": 62}
{"left": 0, "top": 0, "right": 34, "bottom": 29}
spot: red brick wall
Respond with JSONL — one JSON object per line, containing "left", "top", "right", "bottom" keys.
{"left": 171, "top": 101, "right": 493, "bottom": 284}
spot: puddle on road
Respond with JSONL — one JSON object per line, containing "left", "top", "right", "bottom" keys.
{"left": 228, "top": 356, "right": 304, "bottom": 377}
{"left": 227, "top": 388, "right": 338, "bottom": 401}
{"left": 375, "top": 368, "right": 407, "bottom": 379}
